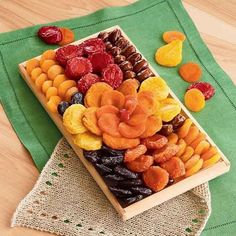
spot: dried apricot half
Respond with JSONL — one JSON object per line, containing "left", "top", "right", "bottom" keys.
{"left": 118, "top": 122, "right": 146, "bottom": 139}
{"left": 153, "top": 144, "right": 179, "bottom": 163}
{"left": 126, "top": 155, "right": 154, "bottom": 173}
{"left": 184, "top": 88, "right": 205, "bottom": 112}
{"left": 140, "top": 115, "right": 162, "bottom": 138}
{"left": 100, "top": 90, "right": 125, "bottom": 110}
{"left": 124, "top": 144, "right": 147, "bottom": 163}
{"left": 163, "top": 31, "right": 186, "bottom": 43}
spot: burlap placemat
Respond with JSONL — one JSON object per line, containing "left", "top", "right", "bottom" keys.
{"left": 12, "top": 138, "right": 211, "bottom": 236}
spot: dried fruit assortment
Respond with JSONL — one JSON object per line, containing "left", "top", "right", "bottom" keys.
{"left": 24, "top": 27, "right": 221, "bottom": 206}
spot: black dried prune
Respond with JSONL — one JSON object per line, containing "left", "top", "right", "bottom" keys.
{"left": 57, "top": 101, "right": 70, "bottom": 116}
{"left": 114, "top": 165, "right": 139, "bottom": 179}
{"left": 118, "top": 179, "right": 143, "bottom": 188}
{"left": 122, "top": 194, "right": 143, "bottom": 205}
{"left": 131, "top": 186, "right": 152, "bottom": 196}
{"left": 101, "top": 155, "right": 123, "bottom": 166}
{"left": 83, "top": 150, "right": 99, "bottom": 163}
{"left": 99, "top": 145, "right": 124, "bottom": 157}
{"left": 95, "top": 163, "right": 112, "bottom": 175}
{"left": 171, "top": 114, "right": 186, "bottom": 130}
{"left": 109, "top": 186, "right": 132, "bottom": 197}
{"left": 71, "top": 92, "right": 84, "bottom": 105}
{"left": 105, "top": 174, "right": 125, "bottom": 182}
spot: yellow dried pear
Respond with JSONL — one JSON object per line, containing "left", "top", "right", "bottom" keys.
{"left": 63, "top": 104, "right": 87, "bottom": 134}
{"left": 155, "top": 40, "right": 183, "bottom": 67}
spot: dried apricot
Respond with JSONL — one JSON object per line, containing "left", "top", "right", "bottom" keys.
{"left": 180, "top": 146, "right": 194, "bottom": 162}
{"left": 53, "top": 74, "right": 67, "bottom": 88}
{"left": 176, "top": 139, "right": 187, "bottom": 157}
{"left": 40, "top": 50, "right": 56, "bottom": 66}
{"left": 103, "top": 133, "right": 140, "bottom": 150}
{"left": 98, "top": 113, "right": 120, "bottom": 137}
{"left": 64, "top": 87, "right": 78, "bottom": 101}
{"left": 118, "top": 122, "right": 146, "bottom": 139}
{"left": 26, "top": 58, "right": 40, "bottom": 74}
{"left": 100, "top": 90, "right": 125, "bottom": 110}
{"left": 201, "top": 146, "right": 218, "bottom": 161}
{"left": 167, "top": 133, "right": 178, "bottom": 144}
{"left": 126, "top": 155, "right": 154, "bottom": 173}
{"left": 140, "top": 115, "right": 162, "bottom": 138}
{"left": 185, "top": 159, "right": 203, "bottom": 177}
{"left": 117, "top": 79, "right": 139, "bottom": 96}
{"left": 202, "top": 153, "right": 220, "bottom": 168}
{"left": 84, "top": 82, "right": 113, "bottom": 107}
{"left": 96, "top": 105, "right": 119, "bottom": 119}
{"left": 42, "top": 80, "right": 53, "bottom": 94}
{"left": 184, "top": 126, "right": 199, "bottom": 145}
{"left": 177, "top": 118, "right": 193, "bottom": 139}
{"left": 82, "top": 107, "right": 102, "bottom": 136}
{"left": 137, "top": 91, "right": 159, "bottom": 116}
{"left": 143, "top": 166, "right": 169, "bottom": 192}
{"left": 126, "top": 104, "right": 148, "bottom": 126}
{"left": 41, "top": 59, "right": 57, "bottom": 73}
{"left": 190, "top": 132, "right": 206, "bottom": 149}
{"left": 31, "top": 67, "right": 42, "bottom": 82}
{"left": 160, "top": 157, "right": 185, "bottom": 179}
{"left": 124, "top": 144, "right": 147, "bottom": 163}
{"left": 155, "top": 40, "right": 183, "bottom": 67}
{"left": 124, "top": 95, "right": 138, "bottom": 115}
{"left": 35, "top": 73, "right": 47, "bottom": 90}
{"left": 63, "top": 104, "right": 87, "bottom": 134}
{"left": 184, "top": 154, "right": 200, "bottom": 170}
{"left": 46, "top": 95, "right": 61, "bottom": 113}
{"left": 74, "top": 131, "right": 102, "bottom": 151}
{"left": 58, "top": 27, "right": 75, "bottom": 46}
{"left": 46, "top": 87, "right": 58, "bottom": 100}
{"left": 194, "top": 140, "right": 210, "bottom": 155}
{"left": 142, "top": 134, "right": 168, "bottom": 149}
{"left": 58, "top": 80, "right": 76, "bottom": 98}
{"left": 47, "top": 65, "right": 64, "bottom": 80}
{"left": 184, "top": 88, "right": 205, "bottom": 112}
{"left": 153, "top": 144, "right": 179, "bottom": 163}
{"left": 163, "top": 31, "right": 186, "bottom": 43}
{"left": 139, "top": 77, "right": 169, "bottom": 101}
{"left": 179, "top": 62, "right": 202, "bottom": 83}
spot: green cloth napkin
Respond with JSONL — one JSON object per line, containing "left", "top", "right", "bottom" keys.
{"left": 0, "top": 0, "right": 235, "bottom": 234}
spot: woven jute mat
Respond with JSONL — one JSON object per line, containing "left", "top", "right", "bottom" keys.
{"left": 12, "top": 138, "right": 211, "bottom": 236}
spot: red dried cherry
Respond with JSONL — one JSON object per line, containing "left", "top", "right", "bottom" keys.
{"left": 187, "top": 82, "right": 215, "bottom": 100}
{"left": 81, "top": 38, "right": 105, "bottom": 56}
{"left": 77, "top": 73, "right": 100, "bottom": 94}
{"left": 38, "top": 26, "right": 62, "bottom": 44}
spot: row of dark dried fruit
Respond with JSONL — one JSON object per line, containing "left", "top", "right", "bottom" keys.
{"left": 83, "top": 145, "right": 153, "bottom": 206}
{"left": 98, "top": 29, "right": 154, "bottom": 81}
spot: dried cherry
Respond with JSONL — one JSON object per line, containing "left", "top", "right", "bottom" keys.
{"left": 81, "top": 38, "right": 105, "bottom": 56}
{"left": 38, "top": 26, "right": 62, "bottom": 44}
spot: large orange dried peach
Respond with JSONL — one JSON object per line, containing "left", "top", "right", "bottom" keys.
{"left": 117, "top": 79, "right": 139, "bottom": 96}
{"left": 140, "top": 115, "right": 162, "bottom": 138}
{"left": 100, "top": 90, "right": 125, "bottom": 110}
{"left": 126, "top": 104, "right": 148, "bottom": 126}
{"left": 96, "top": 105, "right": 119, "bottom": 119}
{"left": 118, "top": 122, "right": 146, "bottom": 139}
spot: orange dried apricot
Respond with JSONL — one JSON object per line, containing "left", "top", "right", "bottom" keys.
{"left": 126, "top": 104, "right": 148, "bottom": 126}
{"left": 126, "top": 155, "right": 154, "bottom": 173}
{"left": 153, "top": 144, "right": 179, "bottom": 163}
{"left": 35, "top": 73, "right": 47, "bottom": 90}
{"left": 185, "top": 159, "right": 203, "bottom": 177}
{"left": 163, "top": 31, "right": 186, "bottom": 43}
{"left": 41, "top": 59, "right": 57, "bottom": 73}
{"left": 42, "top": 80, "right": 53, "bottom": 94}
{"left": 176, "top": 139, "right": 187, "bottom": 157}
{"left": 180, "top": 146, "right": 194, "bottom": 162}
{"left": 179, "top": 62, "right": 202, "bottom": 83}
{"left": 160, "top": 156, "right": 185, "bottom": 179}
{"left": 46, "top": 95, "right": 61, "bottom": 113}
{"left": 194, "top": 140, "right": 210, "bottom": 155}
{"left": 100, "top": 90, "right": 125, "bottom": 110}
{"left": 118, "top": 122, "right": 146, "bottom": 139}
{"left": 177, "top": 118, "right": 193, "bottom": 139}
{"left": 96, "top": 105, "right": 119, "bottom": 119}
{"left": 143, "top": 166, "right": 169, "bottom": 192}
{"left": 167, "top": 133, "right": 178, "bottom": 144}
{"left": 190, "top": 132, "right": 206, "bottom": 149}
{"left": 98, "top": 113, "right": 120, "bottom": 137}
{"left": 47, "top": 65, "right": 64, "bottom": 80}
{"left": 202, "top": 153, "right": 220, "bottom": 169}
{"left": 40, "top": 50, "right": 56, "bottom": 66}
{"left": 58, "top": 27, "right": 75, "bottom": 46}
{"left": 184, "top": 154, "right": 200, "bottom": 170}
{"left": 31, "top": 67, "right": 42, "bottom": 82}
{"left": 142, "top": 134, "right": 168, "bottom": 149}
{"left": 53, "top": 74, "right": 67, "bottom": 88}
{"left": 124, "top": 144, "right": 147, "bottom": 163}
{"left": 82, "top": 107, "right": 102, "bottom": 136}
{"left": 84, "top": 82, "right": 113, "bottom": 107}
{"left": 103, "top": 133, "right": 140, "bottom": 150}
{"left": 117, "top": 79, "right": 139, "bottom": 96}
{"left": 46, "top": 87, "right": 58, "bottom": 100}
{"left": 184, "top": 126, "right": 199, "bottom": 145}
{"left": 58, "top": 80, "right": 76, "bottom": 98}
{"left": 201, "top": 146, "right": 218, "bottom": 161}
{"left": 124, "top": 95, "right": 138, "bottom": 115}
{"left": 26, "top": 58, "right": 40, "bottom": 74}
{"left": 140, "top": 115, "right": 162, "bottom": 138}
{"left": 184, "top": 88, "right": 205, "bottom": 112}
{"left": 64, "top": 87, "right": 78, "bottom": 101}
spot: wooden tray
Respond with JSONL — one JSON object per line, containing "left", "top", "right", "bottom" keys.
{"left": 19, "top": 25, "right": 230, "bottom": 221}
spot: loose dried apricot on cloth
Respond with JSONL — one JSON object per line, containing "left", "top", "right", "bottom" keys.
{"left": 162, "top": 31, "right": 186, "bottom": 43}
{"left": 179, "top": 62, "right": 202, "bottom": 83}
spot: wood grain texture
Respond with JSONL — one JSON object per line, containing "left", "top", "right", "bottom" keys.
{"left": 0, "top": 0, "right": 235, "bottom": 235}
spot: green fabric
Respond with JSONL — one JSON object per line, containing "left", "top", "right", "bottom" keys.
{"left": 0, "top": 0, "right": 235, "bottom": 234}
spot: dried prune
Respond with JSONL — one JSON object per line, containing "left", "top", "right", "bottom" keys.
{"left": 95, "top": 163, "right": 112, "bottom": 175}
{"left": 71, "top": 92, "right": 84, "bottom": 104}
{"left": 118, "top": 179, "right": 143, "bottom": 187}
{"left": 171, "top": 114, "right": 186, "bottom": 130}
{"left": 83, "top": 150, "right": 99, "bottom": 163}
{"left": 57, "top": 101, "right": 70, "bottom": 115}
{"left": 99, "top": 145, "right": 124, "bottom": 157}
{"left": 122, "top": 195, "right": 143, "bottom": 205}
{"left": 109, "top": 186, "right": 132, "bottom": 197}
{"left": 114, "top": 165, "right": 139, "bottom": 179}
{"left": 101, "top": 155, "right": 123, "bottom": 166}
{"left": 38, "top": 26, "right": 62, "bottom": 44}
{"left": 131, "top": 186, "right": 152, "bottom": 196}
{"left": 105, "top": 174, "right": 125, "bottom": 182}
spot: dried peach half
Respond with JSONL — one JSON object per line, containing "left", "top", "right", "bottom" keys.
{"left": 126, "top": 104, "right": 148, "bottom": 126}
{"left": 140, "top": 115, "right": 162, "bottom": 138}
{"left": 153, "top": 144, "right": 179, "bottom": 163}
{"left": 100, "top": 90, "right": 125, "bottom": 110}
{"left": 96, "top": 105, "right": 119, "bottom": 119}
{"left": 117, "top": 79, "right": 139, "bottom": 96}
{"left": 126, "top": 155, "right": 154, "bottom": 173}
{"left": 118, "top": 122, "right": 146, "bottom": 139}
{"left": 124, "top": 144, "right": 147, "bottom": 163}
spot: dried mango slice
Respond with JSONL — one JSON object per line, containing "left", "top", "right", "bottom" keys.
{"left": 184, "top": 88, "right": 205, "bottom": 112}
{"left": 202, "top": 153, "right": 220, "bottom": 168}
{"left": 155, "top": 40, "right": 183, "bottom": 67}
{"left": 139, "top": 77, "right": 169, "bottom": 101}
{"left": 74, "top": 132, "right": 102, "bottom": 151}
{"left": 163, "top": 31, "right": 186, "bottom": 43}
{"left": 185, "top": 159, "right": 203, "bottom": 177}
{"left": 157, "top": 98, "right": 181, "bottom": 122}
{"left": 63, "top": 104, "right": 87, "bottom": 134}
